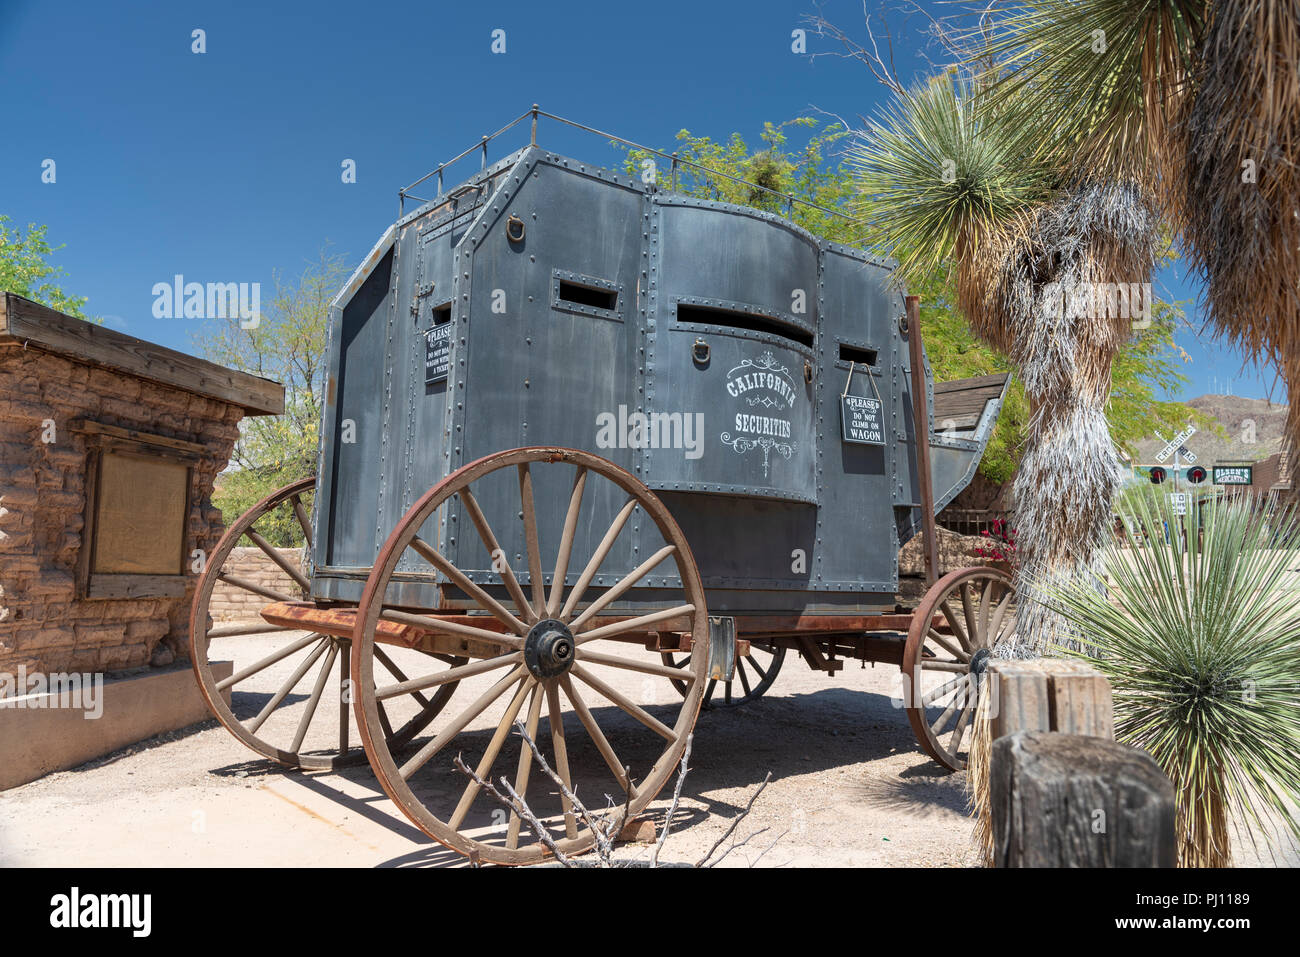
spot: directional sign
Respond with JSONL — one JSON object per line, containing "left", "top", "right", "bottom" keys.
{"left": 1155, "top": 427, "right": 1197, "bottom": 463}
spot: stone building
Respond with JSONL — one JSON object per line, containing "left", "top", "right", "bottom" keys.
{"left": 0, "top": 292, "right": 283, "bottom": 678}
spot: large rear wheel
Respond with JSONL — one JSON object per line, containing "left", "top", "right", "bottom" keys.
{"left": 353, "top": 447, "right": 709, "bottom": 865}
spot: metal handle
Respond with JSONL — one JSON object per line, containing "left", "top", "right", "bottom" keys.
{"left": 692, "top": 338, "right": 710, "bottom": 365}
{"left": 447, "top": 182, "right": 483, "bottom": 201}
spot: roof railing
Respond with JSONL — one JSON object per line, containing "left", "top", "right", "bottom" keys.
{"left": 398, "top": 106, "right": 863, "bottom": 233}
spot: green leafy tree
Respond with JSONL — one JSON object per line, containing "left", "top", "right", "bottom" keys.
{"left": 195, "top": 248, "right": 347, "bottom": 544}
{"left": 0, "top": 215, "right": 91, "bottom": 318}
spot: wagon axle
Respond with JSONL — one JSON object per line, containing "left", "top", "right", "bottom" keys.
{"left": 524, "top": 619, "right": 576, "bottom": 679}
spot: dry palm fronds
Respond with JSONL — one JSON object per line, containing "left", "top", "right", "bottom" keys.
{"left": 966, "top": 684, "right": 996, "bottom": 866}
{"left": 991, "top": 180, "right": 1160, "bottom": 651}
{"left": 1180, "top": 0, "right": 1300, "bottom": 453}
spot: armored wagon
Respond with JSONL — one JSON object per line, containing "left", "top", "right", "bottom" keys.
{"left": 191, "top": 109, "right": 1015, "bottom": 864}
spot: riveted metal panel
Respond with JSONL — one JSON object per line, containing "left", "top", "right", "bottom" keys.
{"left": 448, "top": 153, "right": 645, "bottom": 597}
{"left": 310, "top": 142, "right": 1001, "bottom": 613}
{"left": 316, "top": 245, "right": 393, "bottom": 571}
{"left": 645, "top": 197, "right": 820, "bottom": 504}
{"left": 812, "top": 246, "right": 903, "bottom": 592}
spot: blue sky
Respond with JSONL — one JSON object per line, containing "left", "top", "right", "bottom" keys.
{"left": 0, "top": 0, "right": 1283, "bottom": 404}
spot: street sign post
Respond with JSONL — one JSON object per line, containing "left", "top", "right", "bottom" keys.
{"left": 1154, "top": 427, "right": 1197, "bottom": 491}
{"left": 1155, "top": 427, "right": 1197, "bottom": 463}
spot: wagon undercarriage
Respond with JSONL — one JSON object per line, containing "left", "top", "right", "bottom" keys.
{"left": 192, "top": 448, "right": 1017, "bottom": 865}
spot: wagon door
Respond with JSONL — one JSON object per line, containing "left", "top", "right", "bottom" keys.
{"left": 446, "top": 156, "right": 645, "bottom": 599}
{"left": 640, "top": 197, "right": 822, "bottom": 594}
{"left": 645, "top": 198, "right": 820, "bottom": 503}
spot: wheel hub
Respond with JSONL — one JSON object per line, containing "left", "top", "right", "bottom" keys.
{"left": 524, "top": 618, "right": 576, "bottom": 679}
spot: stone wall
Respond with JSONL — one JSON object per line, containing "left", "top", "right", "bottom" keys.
{"left": 208, "top": 545, "right": 307, "bottom": 621}
{"left": 897, "top": 525, "right": 994, "bottom": 578}
{"left": 0, "top": 345, "right": 243, "bottom": 676}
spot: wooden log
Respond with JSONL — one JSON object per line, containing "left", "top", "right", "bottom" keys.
{"left": 991, "top": 732, "right": 1176, "bottom": 867}
{"left": 1049, "top": 670, "right": 1114, "bottom": 738}
{"left": 988, "top": 659, "right": 1114, "bottom": 741}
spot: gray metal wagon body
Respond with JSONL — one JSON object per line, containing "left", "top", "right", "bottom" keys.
{"left": 310, "top": 145, "right": 1003, "bottom": 616}
{"left": 190, "top": 117, "right": 1019, "bottom": 858}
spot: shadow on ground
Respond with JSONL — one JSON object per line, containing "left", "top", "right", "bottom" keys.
{"left": 197, "top": 683, "right": 962, "bottom": 867}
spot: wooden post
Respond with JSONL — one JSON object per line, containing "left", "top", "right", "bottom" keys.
{"left": 905, "top": 295, "right": 940, "bottom": 585}
{"left": 991, "top": 732, "right": 1176, "bottom": 867}
{"left": 987, "top": 658, "right": 1114, "bottom": 740}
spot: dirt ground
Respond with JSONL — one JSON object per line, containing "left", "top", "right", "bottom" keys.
{"left": 0, "top": 629, "right": 1290, "bottom": 868}
{"left": 0, "top": 631, "right": 980, "bottom": 868}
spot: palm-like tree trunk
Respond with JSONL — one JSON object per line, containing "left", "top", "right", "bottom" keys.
{"left": 988, "top": 182, "right": 1158, "bottom": 653}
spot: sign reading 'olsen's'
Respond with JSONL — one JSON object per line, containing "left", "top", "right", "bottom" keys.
{"left": 1213, "top": 465, "right": 1253, "bottom": 485}
{"left": 841, "top": 395, "right": 885, "bottom": 446}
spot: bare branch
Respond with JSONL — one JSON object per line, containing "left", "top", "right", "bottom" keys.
{"left": 651, "top": 733, "right": 693, "bottom": 867}
{"left": 804, "top": 2, "right": 906, "bottom": 95}
{"left": 452, "top": 752, "right": 573, "bottom": 867}
{"left": 695, "top": 771, "right": 773, "bottom": 868}
{"left": 706, "top": 825, "right": 772, "bottom": 869}
{"left": 749, "top": 829, "right": 790, "bottom": 869}
{"left": 507, "top": 719, "right": 609, "bottom": 858}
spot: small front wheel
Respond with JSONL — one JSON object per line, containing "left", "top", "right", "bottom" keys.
{"left": 901, "top": 567, "right": 1016, "bottom": 771}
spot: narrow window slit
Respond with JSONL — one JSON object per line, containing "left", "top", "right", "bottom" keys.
{"left": 677, "top": 304, "right": 812, "bottom": 347}
{"left": 558, "top": 281, "right": 617, "bottom": 311}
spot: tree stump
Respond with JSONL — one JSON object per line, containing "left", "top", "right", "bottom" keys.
{"left": 991, "top": 732, "right": 1176, "bottom": 867}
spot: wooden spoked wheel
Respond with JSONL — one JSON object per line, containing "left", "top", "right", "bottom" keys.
{"left": 901, "top": 566, "right": 1016, "bottom": 772}
{"left": 662, "top": 641, "right": 786, "bottom": 708}
{"left": 353, "top": 447, "right": 709, "bottom": 865}
{"left": 190, "top": 477, "right": 459, "bottom": 769}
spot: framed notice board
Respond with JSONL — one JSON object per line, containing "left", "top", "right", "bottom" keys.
{"left": 75, "top": 421, "right": 200, "bottom": 599}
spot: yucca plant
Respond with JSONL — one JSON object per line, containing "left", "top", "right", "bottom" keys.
{"left": 1040, "top": 488, "right": 1300, "bottom": 867}
{"left": 972, "top": 0, "right": 1207, "bottom": 201}
{"left": 850, "top": 73, "right": 1158, "bottom": 654}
